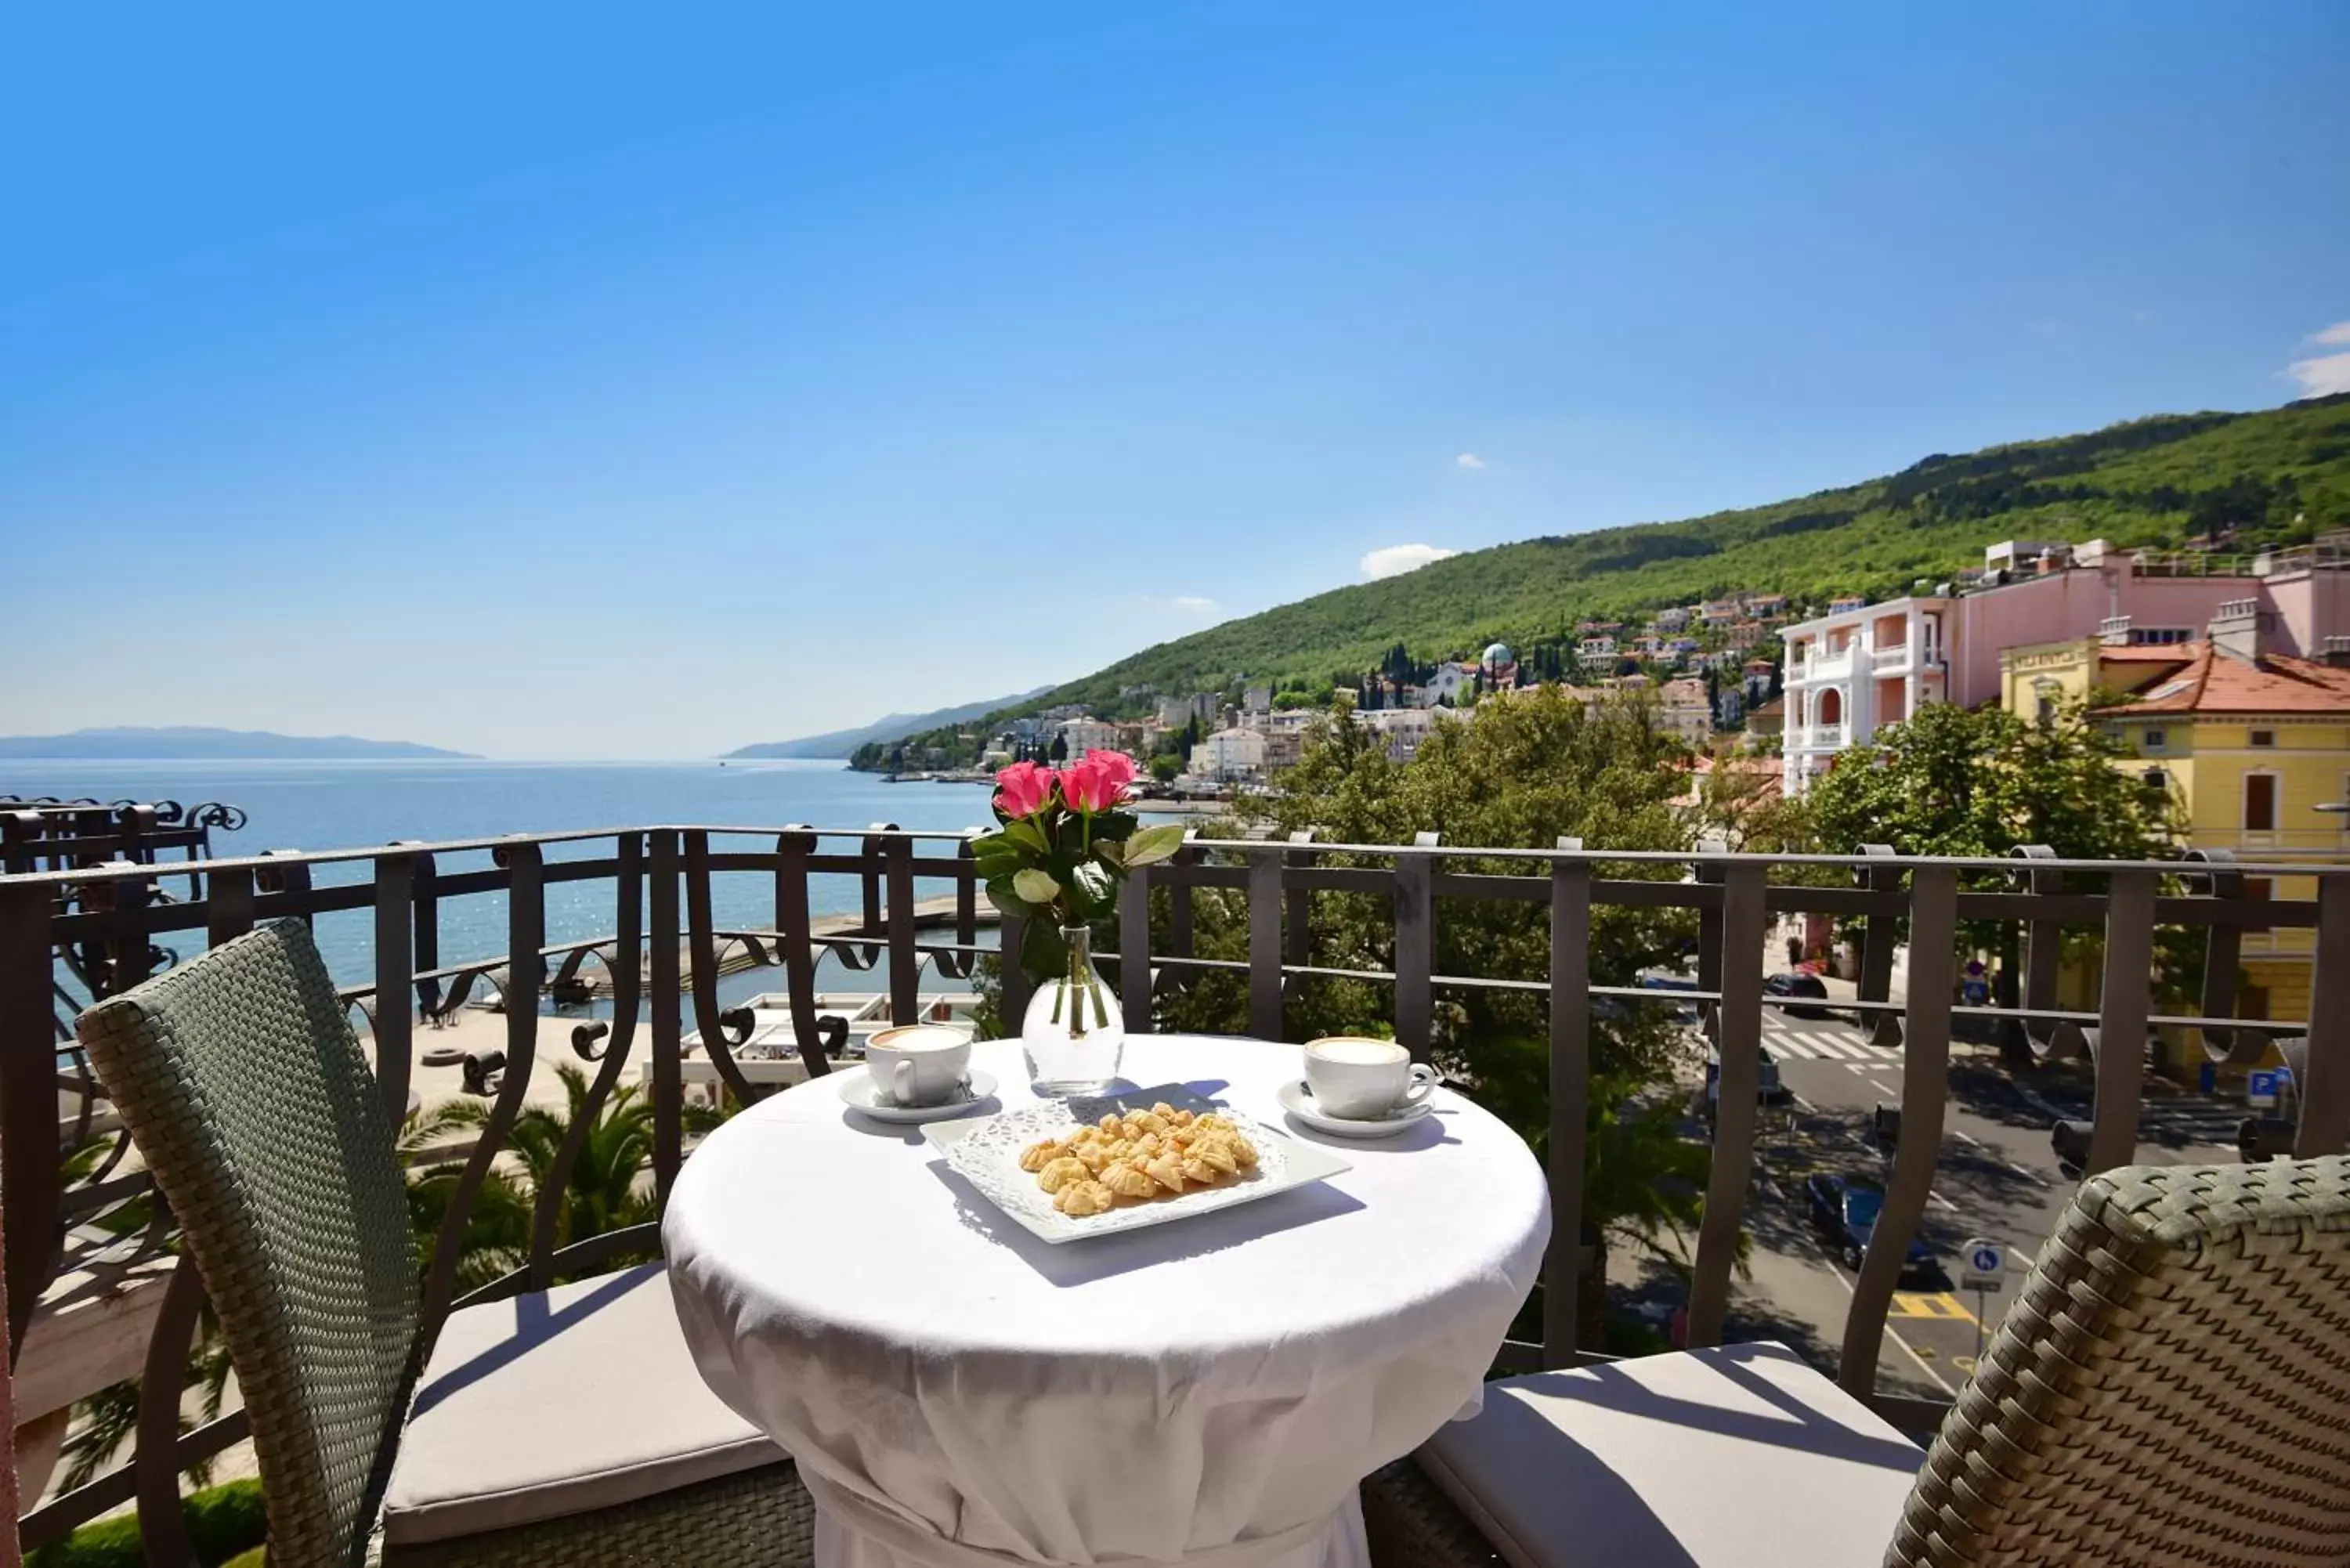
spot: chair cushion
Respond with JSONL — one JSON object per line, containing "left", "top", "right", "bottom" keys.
{"left": 1417, "top": 1342, "right": 1923, "bottom": 1568}
{"left": 381, "top": 1264, "right": 783, "bottom": 1545}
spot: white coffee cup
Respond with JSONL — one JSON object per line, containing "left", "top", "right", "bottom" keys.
{"left": 864, "top": 1024, "right": 973, "bottom": 1107}
{"left": 1303, "top": 1036, "right": 1438, "bottom": 1120}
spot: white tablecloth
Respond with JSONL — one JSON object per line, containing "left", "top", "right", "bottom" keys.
{"left": 663, "top": 1035, "right": 1550, "bottom": 1568}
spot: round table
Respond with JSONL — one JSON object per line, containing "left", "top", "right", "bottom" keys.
{"left": 663, "top": 1035, "right": 1549, "bottom": 1568}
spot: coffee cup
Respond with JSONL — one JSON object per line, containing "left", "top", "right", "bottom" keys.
{"left": 864, "top": 1024, "right": 973, "bottom": 1107}
{"left": 1303, "top": 1036, "right": 1437, "bottom": 1120}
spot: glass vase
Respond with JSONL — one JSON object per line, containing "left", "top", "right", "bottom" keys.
{"left": 1021, "top": 924, "right": 1126, "bottom": 1095}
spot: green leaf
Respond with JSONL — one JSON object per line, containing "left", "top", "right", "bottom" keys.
{"left": 1019, "top": 919, "right": 1068, "bottom": 985}
{"left": 1069, "top": 861, "right": 1115, "bottom": 912}
{"left": 1094, "top": 838, "right": 1126, "bottom": 869}
{"left": 1013, "top": 868, "right": 1062, "bottom": 905}
{"left": 1004, "top": 817, "right": 1052, "bottom": 855}
{"left": 1120, "top": 823, "right": 1185, "bottom": 867}
{"left": 984, "top": 877, "right": 1030, "bottom": 919}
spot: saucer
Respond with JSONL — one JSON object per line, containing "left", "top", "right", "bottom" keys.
{"left": 1276, "top": 1078, "right": 1435, "bottom": 1140}
{"left": 839, "top": 1067, "right": 998, "bottom": 1124}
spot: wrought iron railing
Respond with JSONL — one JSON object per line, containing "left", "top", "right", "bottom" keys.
{"left": 2, "top": 825, "right": 2345, "bottom": 1553}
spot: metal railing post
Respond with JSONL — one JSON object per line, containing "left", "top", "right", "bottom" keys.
{"left": 1393, "top": 834, "right": 1437, "bottom": 1060}
{"left": 2294, "top": 873, "right": 2350, "bottom": 1157}
{"left": 1543, "top": 841, "right": 1592, "bottom": 1367}
{"left": 1840, "top": 864, "right": 1955, "bottom": 1400}
{"left": 1686, "top": 862, "right": 1766, "bottom": 1348}
{"left": 2087, "top": 869, "right": 2157, "bottom": 1176}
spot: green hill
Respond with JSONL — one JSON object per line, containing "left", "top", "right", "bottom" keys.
{"left": 881, "top": 394, "right": 2350, "bottom": 761}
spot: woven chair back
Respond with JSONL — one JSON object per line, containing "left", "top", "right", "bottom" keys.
{"left": 1893, "top": 1156, "right": 2350, "bottom": 1566}
{"left": 78, "top": 918, "right": 421, "bottom": 1568}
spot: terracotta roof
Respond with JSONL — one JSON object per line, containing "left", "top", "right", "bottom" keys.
{"left": 2098, "top": 642, "right": 2350, "bottom": 716}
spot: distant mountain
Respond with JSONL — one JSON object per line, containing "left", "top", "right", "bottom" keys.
{"left": 0, "top": 727, "right": 477, "bottom": 760}
{"left": 724, "top": 688, "right": 1054, "bottom": 759}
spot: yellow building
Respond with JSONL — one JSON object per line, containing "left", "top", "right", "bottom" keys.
{"left": 2001, "top": 605, "right": 2350, "bottom": 1024}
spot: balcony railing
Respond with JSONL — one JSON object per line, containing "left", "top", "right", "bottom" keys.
{"left": 3, "top": 825, "right": 2346, "bottom": 1552}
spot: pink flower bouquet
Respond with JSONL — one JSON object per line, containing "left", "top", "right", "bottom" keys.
{"left": 972, "top": 750, "right": 1184, "bottom": 991}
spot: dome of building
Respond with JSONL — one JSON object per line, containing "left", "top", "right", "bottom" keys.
{"left": 1481, "top": 641, "right": 1515, "bottom": 668}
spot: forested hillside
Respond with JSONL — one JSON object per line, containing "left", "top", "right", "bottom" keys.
{"left": 902, "top": 395, "right": 2350, "bottom": 754}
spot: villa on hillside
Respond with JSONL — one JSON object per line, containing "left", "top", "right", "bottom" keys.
{"left": 2001, "top": 605, "right": 2350, "bottom": 1030}
{"left": 1779, "top": 534, "right": 2350, "bottom": 795}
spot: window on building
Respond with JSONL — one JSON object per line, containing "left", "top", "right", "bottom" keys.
{"left": 2245, "top": 774, "right": 2278, "bottom": 833}
{"left": 2035, "top": 695, "right": 2055, "bottom": 724}
{"left": 2140, "top": 768, "right": 2167, "bottom": 792}
{"left": 2142, "top": 728, "right": 2166, "bottom": 752}
{"left": 2245, "top": 876, "right": 2273, "bottom": 901}
{"left": 2250, "top": 729, "right": 2276, "bottom": 748}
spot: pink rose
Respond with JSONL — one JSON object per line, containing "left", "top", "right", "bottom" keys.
{"left": 1060, "top": 750, "right": 1137, "bottom": 813}
{"left": 992, "top": 760, "right": 1055, "bottom": 819}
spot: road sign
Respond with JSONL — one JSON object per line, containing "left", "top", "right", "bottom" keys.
{"left": 2248, "top": 1069, "right": 2287, "bottom": 1110}
{"left": 1959, "top": 1237, "right": 2005, "bottom": 1293}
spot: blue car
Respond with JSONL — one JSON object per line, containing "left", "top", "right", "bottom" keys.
{"left": 1805, "top": 1172, "right": 1938, "bottom": 1283}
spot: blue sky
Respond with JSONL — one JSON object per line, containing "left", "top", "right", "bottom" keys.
{"left": 4, "top": 2, "right": 2345, "bottom": 758}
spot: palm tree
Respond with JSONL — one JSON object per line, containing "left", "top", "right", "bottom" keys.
{"left": 405, "top": 1064, "right": 728, "bottom": 1289}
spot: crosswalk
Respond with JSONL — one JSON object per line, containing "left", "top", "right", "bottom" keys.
{"left": 1760, "top": 1016, "right": 1904, "bottom": 1064}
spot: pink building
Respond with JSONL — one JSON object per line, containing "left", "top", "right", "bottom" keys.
{"left": 1781, "top": 537, "right": 2350, "bottom": 795}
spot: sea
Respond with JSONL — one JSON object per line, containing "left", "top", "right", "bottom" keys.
{"left": 7, "top": 758, "right": 1018, "bottom": 1011}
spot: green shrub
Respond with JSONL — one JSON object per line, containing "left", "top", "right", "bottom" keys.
{"left": 27, "top": 1478, "right": 266, "bottom": 1568}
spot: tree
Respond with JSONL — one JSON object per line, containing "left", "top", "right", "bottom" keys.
{"left": 1048, "top": 733, "right": 1068, "bottom": 762}
{"left": 1138, "top": 688, "right": 1720, "bottom": 1349}
{"left": 407, "top": 1065, "right": 728, "bottom": 1292}
{"left": 1148, "top": 753, "right": 1182, "bottom": 784}
{"left": 1802, "top": 698, "right": 2185, "bottom": 1059}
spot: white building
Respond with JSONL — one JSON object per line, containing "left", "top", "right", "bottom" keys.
{"left": 1058, "top": 717, "right": 1125, "bottom": 757}
{"left": 1658, "top": 677, "right": 1712, "bottom": 745}
{"left": 1418, "top": 662, "right": 1474, "bottom": 707}
{"left": 1778, "top": 593, "right": 1952, "bottom": 796}
{"left": 1363, "top": 706, "right": 1437, "bottom": 761}
{"left": 1189, "top": 727, "right": 1266, "bottom": 782}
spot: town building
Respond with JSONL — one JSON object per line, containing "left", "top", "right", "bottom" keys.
{"left": 1658, "top": 677, "right": 1713, "bottom": 745}
{"left": 1188, "top": 726, "right": 1266, "bottom": 782}
{"left": 2003, "top": 603, "right": 2350, "bottom": 1026}
{"left": 1057, "top": 717, "right": 1124, "bottom": 757}
{"left": 1418, "top": 662, "right": 1475, "bottom": 707}
{"left": 1362, "top": 706, "right": 1437, "bottom": 761}
{"left": 1778, "top": 536, "right": 2350, "bottom": 796}
{"left": 1654, "top": 606, "right": 1693, "bottom": 633}
{"left": 1576, "top": 636, "right": 1617, "bottom": 666}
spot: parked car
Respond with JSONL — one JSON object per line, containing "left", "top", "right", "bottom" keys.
{"left": 1804, "top": 1172, "right": 1938, "bottom": 1283}
{"left": 1764, "top": 970, "right": 1836, "bottom": 1021}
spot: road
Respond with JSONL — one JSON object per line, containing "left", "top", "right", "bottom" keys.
{"left": 1617, "top": 1009, "right": 2247, "bottom": 1403}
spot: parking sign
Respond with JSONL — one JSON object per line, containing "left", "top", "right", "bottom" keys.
{"left": 2248, "top": 1069, "right": 2287, "bottom": 1110}
{"left": 1959, "top": 1237, "right": 2005, "bottom": 1293}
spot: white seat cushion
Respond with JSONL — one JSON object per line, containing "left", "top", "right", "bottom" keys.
{"left": 1417, "top": 1342, "right": 1923, "bottom": 1568}
{"left": 381, "top": 1263, "right": 783, "bottom": 1545}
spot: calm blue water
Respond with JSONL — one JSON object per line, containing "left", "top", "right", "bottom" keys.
{"left": 7, "top": 759, "right": 1006, "bottom": 1003}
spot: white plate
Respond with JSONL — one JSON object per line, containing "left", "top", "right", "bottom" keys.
{"left": 1275, "top": 1079, "right": 1436, "bottom": 1139}
{"left": 924, "top": 1084, "right": 1350, "bottom": 1244}
{"left": 838, "top": 1067, "right": 999, "bottom": 1124}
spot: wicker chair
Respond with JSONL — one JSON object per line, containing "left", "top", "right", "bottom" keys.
{"left": 1363, "top": 1155, "right": 2350, "bottom": 1568}
{"left": 77, "top": 919, "right": 813, "bottom": 1568}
